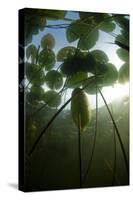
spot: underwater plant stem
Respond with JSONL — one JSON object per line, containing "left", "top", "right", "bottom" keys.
{"left": 110, "top": 104, "right": 117, "bottom": 185}
{"left": 78, "top": 114, "right": 82, "bottom": 188}
{"left": 27, "top": 77, "right": 95, "bottom": 159}
{"left": 83, "top": 86, "right": 98, "bottom": 183}
{"left": 112, "top": 117, "right": 117, "bottom": 185}
{"left": 98, "top": 88, "right": 129, "bottom": 175}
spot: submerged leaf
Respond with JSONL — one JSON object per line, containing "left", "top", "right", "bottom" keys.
{"left": 44, "top": 90, "right": 61, "bottom": 107}
{"left": 71, "top": 88, "right": 91, "bottom": 131}
{"left": 27, "top": 86, "right": 45, "bottom": 104}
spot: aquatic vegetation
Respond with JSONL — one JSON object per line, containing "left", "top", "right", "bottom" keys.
{"left": 20, "top": 8, "right": 129, "bottom": 190}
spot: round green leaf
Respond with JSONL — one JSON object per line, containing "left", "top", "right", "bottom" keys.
{"left": 100, "top": 22, "right": 116, "bottom": 32}
{"left": 45, "top": 70, "right": 63, "bottom": 90}
{"left": 57, "top": 46, "right": 76, "bottom": 61}
{"left": 91, "top": 50, "right": 109, "bottom": 63}
{"left": 25, "top": 63, "right": 45, "bottom": 85}
{"left": 26, "top": 63, "right": 40, "bottom": 80}
{"left": 116, "top": 48, "right": 129, "bottom": 62}
{"left": 38, "top": 49, "right": 55, "bottom": 70}
{"left": 118, "top": 63, "right": 129, "bottom": 84}
{"left": 31, "top": 71, "right": 45, "bottom": 86}
{"left": 60, "top": 55, "right": 84, "bottom": 76}
{"left": 27, "top": 86, "right": 45, "bottom": 104}
{"left": 26, "top": 44, "right": 37, "bottom": 63}
{"left": 78, "top": 28, "right": 99, "bottom": 50}
{"left": 83, "top": 76, "right": 103, "bottom": 95}
{"left": 102, "top": 63, "right": 118, "bottom": 85}
{"left": 66, "top": 20, "right": 90, "bottom": 43}
{"left": 41, "top": 33, "right": 55, "bottom": 49}
{"left": 44, "top": 90, "right": 61, "bottom": 107}
{"left": 67, "top": 72, "right": 88, "bottom": 88}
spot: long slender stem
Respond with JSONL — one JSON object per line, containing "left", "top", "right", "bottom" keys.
{"left": 83, "top": 86, "right": 98, "bottom": 183}
{"left": 27, "top": 77, "right": 95, "bottom": 159}
{"left": 78, "top": 114, "right": 82, "bottom": 188}
{"left": 98, "top": 88, "right": 129, "bottom": 175}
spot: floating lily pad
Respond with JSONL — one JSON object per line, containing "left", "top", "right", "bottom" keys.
{"left": 45, "top": 70, "right": 63, "bottom": 90}
{"left": 100, "top": 22, "right": 116, "bottom": 32}
{"left": 67, "top": 72, "right": 88, "bottom": 88}
{"left": 26, "top": 44, "right": 37, "bottom": 63}
{"left": 38, "top": 49, "right": 55, "bottom": 70}
{"left": 41, "top": 34, "right": 55, "bottom": 49}
{"left": 116, "top": 48, "right": 129, "bottom": 62}
{"left": 57, "top": 46, "right": 76, "bottom": 61}
{"left": 102, "top": 63, "right": 118, "bottom": 85}
{"left": 91, "top": 50, "right": 109, "bottom": 63}
{"left": 118, "top": 63, "right": 129, "bottom": 84}
{"left": 25, "top": 63, "right": 45, "bottom": 85}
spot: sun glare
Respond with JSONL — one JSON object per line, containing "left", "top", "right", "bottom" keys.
{"left": 88, "top": 83, "right": 129, "bottom": 109}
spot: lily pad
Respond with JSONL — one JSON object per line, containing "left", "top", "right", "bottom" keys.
{"left": 26, "top": 44, "right": 37, "bottom": 63}
{"left": 44, "top": 90, "right": 61, "bottom": 107}
{"left": 57, "top": 46, "right": 76, "bottom": 61}
{"left": 91, "top": 50, "right": 109, "bottom": 63}
{"left": 116, "top": 48, "right": 129, "bottom": 62}
{"left": 38, "top": 49, "right": 55, "bottom": 70}
{"left": 67, "top": 72, "right": 88, "bottom": 88}
{"left": 118, "top": 63, "right": 129, "bottom": 84}
{"left": 41, "top": 34, "right": 55, "bottom": 49}
{"left": 45, "top": 70, "right": 63, "bottom": 90}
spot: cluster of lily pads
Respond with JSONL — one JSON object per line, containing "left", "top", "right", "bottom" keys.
{"left": 22, "top": 10, "right": 129, "bottom": 109}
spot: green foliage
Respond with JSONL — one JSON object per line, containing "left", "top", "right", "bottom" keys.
{"left": 118, "top": 63, "right": 129, "bottom": 84}
{"left": 71, "top": 88, "right": 91, "bottom": 131}
{"left": 44, "top": 90, "right": 61, "bottom": 107}
{"left": 26, "top": 44, "right": 37, "bottom": 63}
{"left": 101, "top": 63, "right": 118, "bottom": 86}
{"left": 100, "top": 21, "right": 116, "bottom": 32}
{"left": 38, "top": 49, "right": 55, "bottom": 70}
{"left": 116, "top": 48, "right": 129, "bottom": 62}
{"left": 66, "top": 19, "right": 99, "bottom": 50}
{"left": 23, "top": 9, "right": 66, "bottom": 46}
{"left": 27, "top": 86, "right": 45, "bottom": 104}
{"left": 26, "top": 63, "right": 45, "bottom": 86}
{"left": 91, "top": 50, "right": 109, "bottom": 63}
{"left": 45, "top": 70, "right": 63, "bottom": 90}
{"left": 57, "top": 46, "right": 77, "bottom": 61}
{"left": 78, "top": 28, "right": 99, "bottom": 50}
{"left": 24, "top": 11, "right": 129, "bottom": 108}
{"left": 66, "top": 20, "right": 89, "bottom": 43}
{"left": 67, "top": 72, "right": 88, "bottom": 88}
{"left": 60, "top": 51, "right": 96, "bottom": 76}
{"left": 41, "top": 34, "right": 55, "bottom": 49}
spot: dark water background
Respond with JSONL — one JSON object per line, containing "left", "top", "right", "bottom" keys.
{"left": 25, "top": 95, "right": 129, "bottom": 191}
